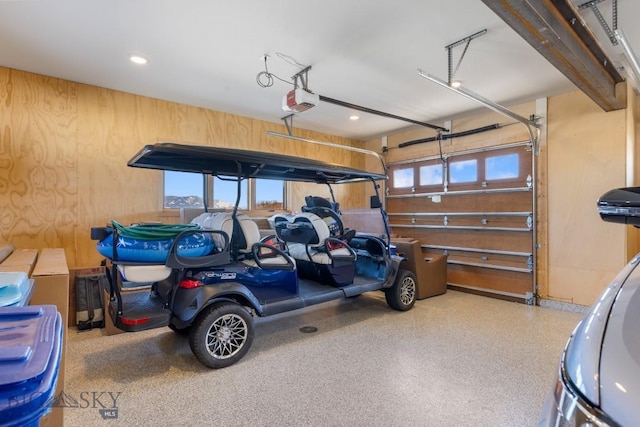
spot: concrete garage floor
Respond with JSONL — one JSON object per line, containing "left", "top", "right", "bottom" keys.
{"left": 63, "top": 290, "right": 584, "bottom": 427}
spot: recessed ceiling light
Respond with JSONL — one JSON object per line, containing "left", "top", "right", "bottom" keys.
{"left": 349, "top": 115, "right": 360, "bottom": 121}
{"left": 128, "top": 54, "right": 149, "bottom": 65}
{"left": 450, "top": 80, "right": 462, "bottom": 88}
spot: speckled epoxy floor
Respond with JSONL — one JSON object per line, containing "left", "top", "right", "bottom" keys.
{"left": 62, "top": 291, "right": 583, "bottom": 427}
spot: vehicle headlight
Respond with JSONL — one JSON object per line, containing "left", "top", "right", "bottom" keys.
{"left": 540, "top": 366, "right": 616, "bottom": 427}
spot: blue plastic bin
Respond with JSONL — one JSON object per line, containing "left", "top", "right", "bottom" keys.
{"left": 0, "top": 305, "right": 63, "bottom": 427}
{"left": 0, "top": 272, "right": 35, "bottom": 307}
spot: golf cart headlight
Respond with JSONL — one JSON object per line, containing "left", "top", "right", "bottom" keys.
{"left": 552, "top": 374, "right": 612, "bottom": 427}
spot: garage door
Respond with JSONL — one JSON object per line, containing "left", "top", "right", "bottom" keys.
{"left": 387, "top": 141, "right": 535, "bottom": 303}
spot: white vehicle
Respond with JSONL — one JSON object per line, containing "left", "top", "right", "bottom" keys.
{"left": 539, "top": 187, "right": 640, "bottom": 426}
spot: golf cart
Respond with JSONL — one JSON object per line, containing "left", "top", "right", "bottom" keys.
{"left": 91, "top": 142, "right": 417, "bottom": 368}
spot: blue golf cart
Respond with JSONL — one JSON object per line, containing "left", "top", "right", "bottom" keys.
{"left": 92, "top": 143, "right": 417, "bottom": 368}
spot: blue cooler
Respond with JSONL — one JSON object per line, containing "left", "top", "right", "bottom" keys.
{"left": 0, "top": 305, "right": 63, "bottom": 427}
{"left": 0, "top": 272, "right": 35, "bottom": 307}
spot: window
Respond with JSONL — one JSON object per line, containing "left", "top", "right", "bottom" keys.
{"left": 164, "top": 171, "right": 205, "bottom": 209}
{"left": 392, "top": 168, "right": 414, "bottom": 188}
{"left": 449, "top": 159, "right": 477, "bottom": 183}
{"left": 485, "top": 153, "right": 519, "bottom": 180}
{"left": 255, "top": 179, "right": 284, "bottom": 210}
{"left": 213, "top": 177, "right": 247, "bottom": 209}
{"left": 419, "top": 164, "right": 443, "bottom": 186}
{"left": 163, "top": 172, "right": 283, "bottom": 210}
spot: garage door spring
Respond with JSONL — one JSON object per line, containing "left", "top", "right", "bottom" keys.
{"left": 398, "top": 123, "right": 502, "bottom": 149}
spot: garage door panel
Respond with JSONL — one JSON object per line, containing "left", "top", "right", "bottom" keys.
{"left": 387, "top": 191, "right": 532, "bottom": 213}
{"left": 391, "top": 215, "right": 530, "bottom": 229}
{"left": 425, "top": 250, "right": 531, "bottom": 271}
{"left": 396, "top": 229, "right": 533, "bottom": 253}
{"left": 447, "top": 265, "right": 532, "bottom": 296}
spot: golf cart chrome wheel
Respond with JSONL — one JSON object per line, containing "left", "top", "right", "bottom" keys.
{"left": 205, "top": 313, "right": 248, "bottom": 360}
{"left": 399, "top": 275, "right": 416, "bottom": 306}
{"left": 189, "top": 303, "right": 254, "bottom": 369}
{"left": 385, "top": 269, "right": 417, "bottom": 311}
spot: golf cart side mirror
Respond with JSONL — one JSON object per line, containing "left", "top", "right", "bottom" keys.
{"left": 598, "top": 187, "right": 640, "bottom": 226}
{"left": 370, "top": 195, "right": 382, "bottom": 209}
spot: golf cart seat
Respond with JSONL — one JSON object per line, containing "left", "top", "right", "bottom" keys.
{"left": 275, "top": 212, "right": 356, "bottom": 287}
{"left": 192, "top": 212, "right": 294, "bottom": 270}
{"left": 304, "top": 195, "right": 340, "bottom": 213}
{"left": 301, "top": 195, "right": 356, "bottom": 241}
{"left": 117, "top": 264, "right": 172, "bottom": 283}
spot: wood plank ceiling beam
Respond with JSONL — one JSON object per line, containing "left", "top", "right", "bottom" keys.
{"left": 482, "top": 0, "right": 626, "bottom": 111}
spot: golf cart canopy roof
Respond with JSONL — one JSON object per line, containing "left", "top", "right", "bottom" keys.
{"left": 128, "top": 143, "right": 387, "bottom": 184}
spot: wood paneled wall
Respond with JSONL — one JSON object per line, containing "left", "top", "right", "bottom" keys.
{"left": 547, "top": 91, "right": 626, "bottom": 306}
{"left": 0, "top": 67, "right": 365, "bottom": 269}
{"left": 0, "top": 71, "right": 78, "bottom": 258}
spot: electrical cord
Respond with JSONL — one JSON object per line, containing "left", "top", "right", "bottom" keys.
{"left": 256, "top": 55, "right": 296, "bottom": 88}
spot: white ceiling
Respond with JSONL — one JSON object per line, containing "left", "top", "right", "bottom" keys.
{"left": 0, "top": 0, "right": 637, "bottom": 141}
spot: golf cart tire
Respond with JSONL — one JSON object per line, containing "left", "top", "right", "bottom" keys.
{"left": 385, "top": 269, "right": 417, "bottom": 311}
{"left": 189, "top": 302, "right": 255, "bottom": 369}
{"left": 168, "top": 323, "right": 191, "bottom": 336}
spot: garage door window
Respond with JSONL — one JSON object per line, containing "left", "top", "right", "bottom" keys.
{"left": 419, "top": 164, "right": 443, "bottom": 186}
{"left": 393, "top": 168, "right": 414, "bottom": 188}
{"left": 449, "top": 159, "right": 477, "bottom": 183}
{"left": 486, "top": 153, "right": 519, "bottom": 180}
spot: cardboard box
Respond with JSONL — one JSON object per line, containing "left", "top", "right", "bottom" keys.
{"left": 31, "top": 248, "right": 69, "bottom": 427}
{"left": 32, "top": 249, "right": 70, "bottom": 325}
{"left": 0, "top": 264, "right": 33, "bottom": 275}
{"left": 0, "top": 248, "right": 38, "bottom": 276}
{"left": 0, "top": 244, "right": 13, "bottom": 264}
